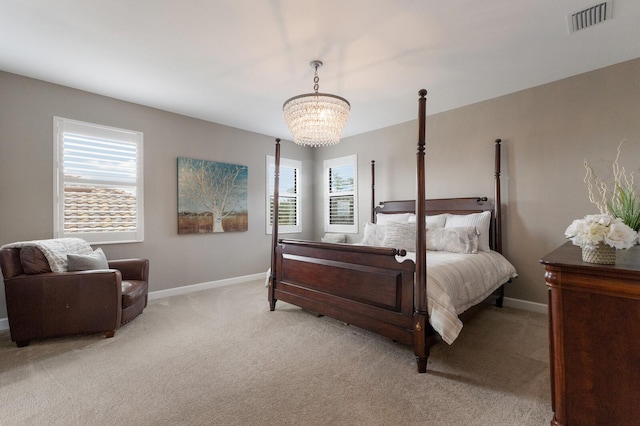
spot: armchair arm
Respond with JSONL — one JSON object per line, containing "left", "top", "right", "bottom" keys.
{"left": 108, "top": 258, "right": 149, "bottom": 282}
{"left": 0, "top": 248, "right": 23, "bottom": 279}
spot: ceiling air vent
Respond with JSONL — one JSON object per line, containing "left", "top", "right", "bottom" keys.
{"left": 568, "top": 1, "right": 612, "bottom": 33}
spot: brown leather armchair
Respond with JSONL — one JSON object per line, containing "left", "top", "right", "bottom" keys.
{"left": 0, "top": 247, "right": 149, "bottom": 347}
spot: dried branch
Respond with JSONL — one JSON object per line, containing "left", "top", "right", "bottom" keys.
{"left": 583, "top": 140, "right": 640, "bottom": 231}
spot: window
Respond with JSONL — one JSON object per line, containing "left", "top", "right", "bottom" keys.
{"left": 53, "top": 117, "right": 144, "bottom": 244}
{"left": 325, "top": 154, "right": 358, "bottom": 233}
{"left": 266, "top": 155, "right": 301, "bottom": 234}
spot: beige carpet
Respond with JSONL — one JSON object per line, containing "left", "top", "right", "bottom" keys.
{"left": 0, "top": 280, "right": 551, "bottom": 425}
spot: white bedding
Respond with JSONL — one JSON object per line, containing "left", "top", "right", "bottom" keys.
{"left": 398, "top": 250, "right": 518, "bottom": 345}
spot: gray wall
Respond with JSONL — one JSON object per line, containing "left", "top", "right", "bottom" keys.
{"left": 0, "top": 71, "right": 314, "bottom": 319}
{"left": 315, "top": 57, "right": 640, "bottom": 305}
{"left": 1, "top": 56, "right": 639, "bottom": 319}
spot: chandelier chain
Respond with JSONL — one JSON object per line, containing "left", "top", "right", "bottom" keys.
{"left": 313, "top": 66, "right": 319, "bottom": 93}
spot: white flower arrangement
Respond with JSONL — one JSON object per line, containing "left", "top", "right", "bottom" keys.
{"left": 565, "top": 214, "right": 638, "bottom": 250}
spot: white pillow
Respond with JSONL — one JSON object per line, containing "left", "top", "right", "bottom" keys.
{"left": 67, "top": 247, "right": 109, "bottom": 271}
{"left": 426, "top": 227, "right": 479, "bottom": 254}
{"left": 375, "top": 213, "right": 412, "bottom": 225}
{"left": 445, "top": 211, "right": 492, "bottom": 251}
{"left": 360, "top": 222, "right": 386, "bottom": 246}
{"left": 427, "top": 214, "right": 448, "bottom": 228}
{"left": 381, "top": 221, "right": 416, "bottom": 252}
{"left": 321, "top": 233, "right": 346, "bottom": 243}
{"left": 407, "top": 213, "right": 449, "bottom": 228}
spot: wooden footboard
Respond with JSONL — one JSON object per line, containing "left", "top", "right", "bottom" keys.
{"left": 270, "top": 239, "right": 416, "bottom": 345}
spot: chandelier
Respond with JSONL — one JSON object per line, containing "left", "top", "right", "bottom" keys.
{"left": 283, "top": 60, "right": 351, "bottom": 147}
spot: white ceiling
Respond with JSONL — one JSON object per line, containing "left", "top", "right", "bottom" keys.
{"left": 1, "top": 0, "right": 639, "bottom": 140}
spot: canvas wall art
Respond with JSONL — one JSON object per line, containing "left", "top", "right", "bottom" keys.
{"left": 178, "top": 157, "right": 248, "bottom": 234}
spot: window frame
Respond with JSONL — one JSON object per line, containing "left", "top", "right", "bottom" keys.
{"left": 324, "top": 154, "right": 358, "bottom": 233}
{"left": 53, "top": 117, "right": 144, "bottom": 244}
{"left": 266, "top": 155, "right": 302, "bottom": 234}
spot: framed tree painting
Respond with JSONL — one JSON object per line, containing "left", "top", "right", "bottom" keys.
{"left": 178, "top": 157, "right": 248, "bottom": 234}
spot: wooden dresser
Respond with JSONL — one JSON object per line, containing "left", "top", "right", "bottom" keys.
{"left": 540, "top": 242, "right": 640, "bottom": 426}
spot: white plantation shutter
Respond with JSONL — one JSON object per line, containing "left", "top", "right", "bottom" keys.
{"left": 329, "top": 164, "right": 355, "bottom": 225}
{"left": 266, "top": 156, "right": 301, "bottom": 234}
{"left": 325, "top": 155, "right": 358, "bottom": 233}
{"left": 54, "top": 117, "right": 144, "bottom": 243}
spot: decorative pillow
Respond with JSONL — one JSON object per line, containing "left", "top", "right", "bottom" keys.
{"left": 375, "top": 213, "right": 412, "bottom": 225}
{"left": 19, "top": 246, "right": 52, "bottom": 274}
{"left": 445, "top": 211, "right": 492, "bottom": 251}
{"left": 426, "top": 226, "right": 479, "bottom": 254}
{"left": 321, "top": 233, "right": 347, "bottom": 243}
{"left": 360, "top": 222, "right": 386, "bottom": 246}
{"left": 381, "top": 221, "right": 416, "bottom": 252}
{"left": 67, "top": 248, "right": 109, "bottom": 271}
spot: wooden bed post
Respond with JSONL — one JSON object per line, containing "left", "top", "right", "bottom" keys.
{"left": 371, "top": 160, "right": 376, "bottom": 223}
{"left": 414, "top": 89, "right": 429, "bottom": 373}
{"left": 494, "top": 138, "right": 505, "bottom": 307}
{"left": 268, "top": 138, "right": 281, "bottom": 311}
{"left": 494, "top": 139, "right": 502, "bottom": 254}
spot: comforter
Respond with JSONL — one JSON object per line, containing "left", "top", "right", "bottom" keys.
{"left": 400, "top": 250, "right": 518, "bottom": 344}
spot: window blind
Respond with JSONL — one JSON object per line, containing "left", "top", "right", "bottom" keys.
{"left": 63, "top": 134, "right": 139, "bottom": 233}
{"left": 328, "top": 164, "right": 355, "bottom": 225}
{"left": 266, "top": 157, "right": 301, "bottom": 234}
{"left": 324, "top": 155, "right": 357, "bottom": 233}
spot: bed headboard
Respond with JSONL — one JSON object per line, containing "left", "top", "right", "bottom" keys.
{"left": 375, "top": 197, "right": 493, "bottom": 216}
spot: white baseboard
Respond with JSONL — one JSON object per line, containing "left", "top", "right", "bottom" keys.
{"left": 0, "top": 273, "right": 267, "bottom": 331}
{"left": 503, "top": 297, "right": 548, "bottom": 314}
{"left": 147, "top": 272, "right": 266, "bottom": 301}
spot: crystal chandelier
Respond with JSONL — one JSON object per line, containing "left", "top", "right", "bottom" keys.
{"left": 283, "top": 60, "right": 351, "bottom": 147}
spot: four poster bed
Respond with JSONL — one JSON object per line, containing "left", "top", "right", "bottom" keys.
{"left": 268, "top": 89, "right": 517, "bottom": 373}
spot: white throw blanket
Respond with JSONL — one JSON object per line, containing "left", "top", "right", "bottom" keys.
{"left": 1, "top": 238, "right": 93, "bottom": 272}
